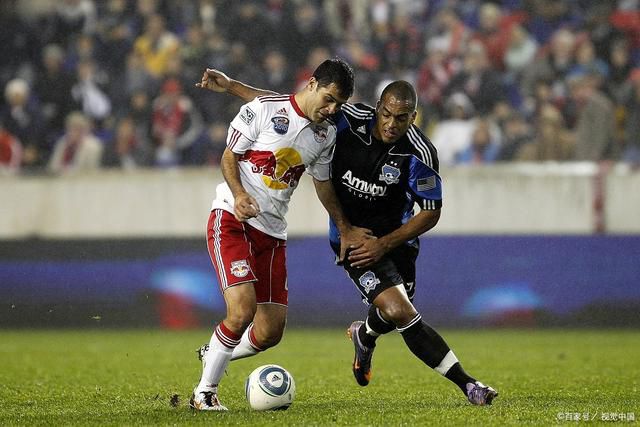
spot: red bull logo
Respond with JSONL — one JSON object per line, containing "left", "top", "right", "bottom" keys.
{"left": 240, "top": 148, "right": 306, "bottom": 189}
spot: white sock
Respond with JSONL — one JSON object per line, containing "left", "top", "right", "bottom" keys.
{"left": 230, "top": 324, "right": 262, "bottom": 361}
{"left": 197, "top": 324, "right": 240, "bottom": 391}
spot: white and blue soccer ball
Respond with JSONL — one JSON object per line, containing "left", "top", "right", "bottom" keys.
{"left": 245, "top": 364, "right": 296, "bottom": 411}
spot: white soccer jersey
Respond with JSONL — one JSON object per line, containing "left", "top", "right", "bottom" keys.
{"left": 211, "top": 94, "right": 337, "bottom": 240}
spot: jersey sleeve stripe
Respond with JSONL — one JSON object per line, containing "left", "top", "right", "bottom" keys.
{"left": 257, "top": 95, "right": 290, "bottom": 103}
{"left": 342, "top": 103, "right": 374, "bottom": 119}
{"left": 227, "top": 128, "right": 242, "bottom": 150}
{"left": 407, "top": 125, "right": 434, "bottom": 167}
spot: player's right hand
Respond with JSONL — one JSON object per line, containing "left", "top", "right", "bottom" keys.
{"left": 233, "top": 192, "right": 260, "bottom": 222}
{"left": 338, "top": 225, "right": 374, "bottom": 263}
{"left": 195, "top": 68, "right": 231, "bottom": 93}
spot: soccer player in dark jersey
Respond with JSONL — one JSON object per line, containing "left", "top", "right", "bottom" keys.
{"left": 196, "top": 68, "right": 498, "bottom": 406}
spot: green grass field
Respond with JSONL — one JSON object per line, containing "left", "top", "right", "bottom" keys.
{"left": 1, "top": 329, "right": 638, "bottom": 426}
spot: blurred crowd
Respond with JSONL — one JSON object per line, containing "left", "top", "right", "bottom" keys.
{"left": 1, "top": 0, "right": 640, "bottom": 175}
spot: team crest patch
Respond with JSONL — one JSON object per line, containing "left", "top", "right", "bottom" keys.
{"left": 240, "top": 106, "right": 256, "bottom": 125}
{"left": 359, "top": 271, "right": 380, "bottom": 294}
{"left": 230, "top": 260, "right": 250, "bottom": 278}
{"left": 379, "top": 164, "right": 401, "bottom": 184}
{"left": 311, "top": 125, "right": 328, "bottom": 143}
{"left": 271, "top": 116, "right": 289, "bottom": 134}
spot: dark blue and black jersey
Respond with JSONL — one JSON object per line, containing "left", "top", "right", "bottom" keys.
{"left": 329, "top": 103, "right": 442, "bottom": 246}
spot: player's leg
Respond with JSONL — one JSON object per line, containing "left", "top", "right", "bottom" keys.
{"left": 347, "top": 243, "right": 416, "bottom": 352}
{"left": 374, "top": 286, "right": 497, "bottom": 405}
{"left": 230, "top": 233, "right": 288, "bottom": 360}
{"left": 353, "top": 246, "right": 417, "bottom": 350}
{"left": 191, "top": 209, "right": 257, "bottom": 411}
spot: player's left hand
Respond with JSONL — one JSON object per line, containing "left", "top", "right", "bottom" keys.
{"left": 348, "top": 238, "right": 389, "bottom": 268}
{"left": 339, "top": 226, "right": 374, "bottom": 263}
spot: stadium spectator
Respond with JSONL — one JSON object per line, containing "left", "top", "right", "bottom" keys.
{"left": 150, "top": 78, "right": 203, "bottom": 167}
{"left": 605, "top": 37, "right": 635, "bottom": 103}
{"left": 515, "top": 103, "right": 574, "bottom": 161}
{"left": 496, "top": 111, "right": 533, "bottom": 161}
{"left": 45, "top": 0, "right": 98, "bottom": 48}
{"left": 470, "top": 2, "right": 524, "bottom": 71}
{"left": 0, "top": 123, "right": 22, "bottom": 175}
{"left": 102, "top": 115, "right": 153, "bottom": 169}
{"left": 521, "top": 28, "right": 577, "bottom": 101}
{"left": 504, "top": 24, "right": 539, "bottom": 80}
{"left": 1, "top": 78, "right": 45, "bottom": 169}
{"left": 455, "top": 118, "right": 501, "bottom": 165}
{"left": 258, "top": 49, "right": 294, "bottom": 95}
{"left": 35, "top": 44, "right": 76, "bottom": 141}
{"left": 71, "top": 59, "right": 112, "bottom": 126}
{"left": 94, "top": 0, "right": 135, "bottom": 76}
{"left": 570, "top": 37, "right": 609, "bottom": 88}
{"left": 417, "top": 38, "right": 461, "bottom": 119}
{"left": 322, "top": 0, "right": 372, "bottom": 41}
{"left": 225, "top": 2, "right": 272, "bottom": 54}
{"left": 283, "top": 3, "right": 333, "bottom": 68}
{"left": 620, "top": 68, "right": 640, "bottom": 164}
{"left": 180, "top": 23, "right": 212, "bottom": 86}
{"left": 133, "top": 13, "right": 180, "bottom": 78}
{"left": 381, "top": 11, "right": 424, "bottom": 73}
{"left": 424, "top": 7, "right": 470, "bottom": 60}
{"left": 48, "top": 111, "right": 103, "bottom": 174}
{"left": 525, "top": 0, "right": 584, "bottom": 45}
{"left": 430, "top": 93, "right": 476, "bottom": 166}
{"left": 567, "top": 71, "right": 616, "bottom": 161}
{"left": 444, "top": 40, "right": 506, "bottom": 115}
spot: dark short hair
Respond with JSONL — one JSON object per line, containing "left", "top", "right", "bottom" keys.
{"left": 312, "top": 58, "right": 355, "bottom": 99}
{"left": 380, "top": 81, "right": 417, "bottom": 111}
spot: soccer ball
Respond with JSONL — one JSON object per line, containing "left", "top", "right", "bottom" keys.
{"left": 245, "top": 364, "right": 296, "bottom": 411}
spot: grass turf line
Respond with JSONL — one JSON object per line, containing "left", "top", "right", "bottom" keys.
{"left": 0, "top": 329, "right": 638, "bottom": 426}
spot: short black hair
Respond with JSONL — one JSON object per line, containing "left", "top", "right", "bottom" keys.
{"left": 312, "top": 58, "right": 355, "bottom": 99}
{"left": 380, "top": 81, "right": 417, "bottom": 111}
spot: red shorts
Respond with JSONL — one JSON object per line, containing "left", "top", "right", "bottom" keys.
{"left": 206, "top": 209, "right": 288, "bottom": 305}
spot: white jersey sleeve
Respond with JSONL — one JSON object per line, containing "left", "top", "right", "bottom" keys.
{"left": 226, "top": 98, "right": 264, "bottom": 154}
{"left": 306, "top": 129, "right": 336, "bottom": 181}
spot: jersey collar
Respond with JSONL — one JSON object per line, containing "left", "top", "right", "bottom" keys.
{"left": 289, "top": 94, "right": 308, "bottom": 120}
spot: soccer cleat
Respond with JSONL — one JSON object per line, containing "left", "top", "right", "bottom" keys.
{"left": 346, "top": 321, "right": 374, "bottom": 386}
{"left": 466, "top": 381, "right": 498, "bottom": 406}
{"left": 196, "top": 344, "right": 209, "bottom": 368}
{"left": 190, "top": 389, "right": 228, "bottom": 411}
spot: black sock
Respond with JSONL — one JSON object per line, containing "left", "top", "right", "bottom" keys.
{"left": 358, "top": 305, "right": 395, "bottom": 348}
{"left": 445, "top": 363, "right": 476, "bottom": 394}
{"left": 399, "top": 314, "right": 475, "bottom": 393}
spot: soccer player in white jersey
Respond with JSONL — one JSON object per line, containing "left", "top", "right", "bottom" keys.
{"left": 190, "top": 59, "right": 372, "bottom": 411}
{"left": 196, "top": 70, "right": 499, "bottom": 407}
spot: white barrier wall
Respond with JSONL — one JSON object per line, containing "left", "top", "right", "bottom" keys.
{"left": 1, "top": 164, "right": 638, "bottom": 238}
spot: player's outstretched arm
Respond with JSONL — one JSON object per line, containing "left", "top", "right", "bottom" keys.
{"left": 348, "top": 209, "right": 441, "bottom": 268}
{"left": 195, "top": 68, "right": 278, "bottom": 102}
{"left": 313, "top": 178, "right": 374, "bottom": 261}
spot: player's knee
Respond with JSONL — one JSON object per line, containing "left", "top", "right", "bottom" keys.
{"left": 260, "top": 331, "right": 283, "bottom": 349}
{"left": 254, "top": 325, "right": 284, "bottom": 349}
{"left": 225, "top": 306, "right": 256, "bottom": 332}
{"left": 379, "top": 300, "right": 417, "bottom": 327}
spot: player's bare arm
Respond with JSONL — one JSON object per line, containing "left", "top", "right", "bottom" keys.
{"left": 313, "top": 178, "right": 373, "bottom": 261}
{"left": 349, "top": 209, "right": 441, "bottom": 268}
{"left": 196, "top": 68, "right": 277, "bottom": 102}
{"left": 220, "top": 148, "right": 260, "bottom": 221}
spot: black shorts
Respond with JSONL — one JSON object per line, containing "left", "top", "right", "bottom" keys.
{"left": 331, "top": 242, "right": 419, "bottom": 304}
